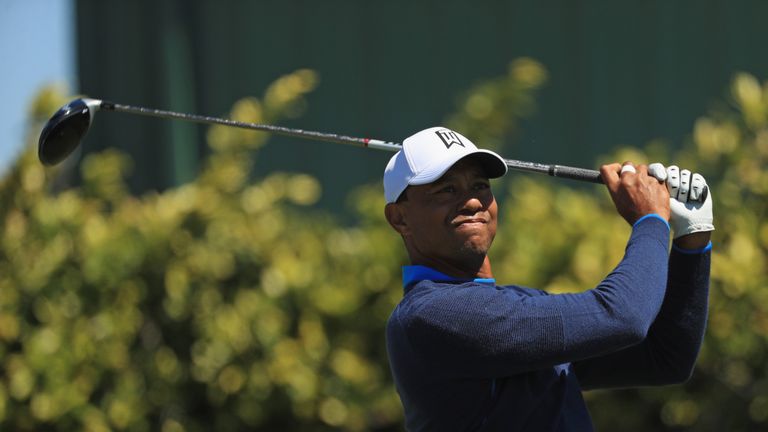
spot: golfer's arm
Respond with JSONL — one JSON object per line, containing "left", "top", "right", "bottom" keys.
{"left": 402, "top": 217, "right": 672, "bottom": 377}
{"left": 572, "top": 245, "right": 711, "bottom": 389}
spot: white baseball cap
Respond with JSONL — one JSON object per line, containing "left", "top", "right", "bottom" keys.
{"left": 383, "top": 126, "right": 508, "bottom": 203}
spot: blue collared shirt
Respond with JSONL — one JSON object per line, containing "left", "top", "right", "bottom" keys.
{"left": 386, "top": 215, "right": 710, "bottom": 431}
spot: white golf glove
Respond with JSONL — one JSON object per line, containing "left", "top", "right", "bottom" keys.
{"left": 648, "top": 163, "right": 714, "bottom": 239}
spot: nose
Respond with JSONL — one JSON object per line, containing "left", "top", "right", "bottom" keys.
{"left": 457, "top": 191, "right": 485, "bottom": 213}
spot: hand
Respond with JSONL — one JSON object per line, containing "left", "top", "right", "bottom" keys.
{"left": 648, "top": 163, "right": 715, "bottom": 241}
{"left": 600, "top": 162, "right": 671, "bottom": 225}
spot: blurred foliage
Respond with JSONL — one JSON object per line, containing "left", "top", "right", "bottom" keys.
{"left": 445, "top": 57, "right": 548, "bottom": 153}
{"left": 1, "top": 71, "right": 403, "bottom": 431}
{"left": 1, "top": 64, "right": 767, "bottom": 431}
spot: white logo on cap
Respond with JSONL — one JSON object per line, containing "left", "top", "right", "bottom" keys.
{"left": 435, "top": 130, "right": 464, "bottom": 149}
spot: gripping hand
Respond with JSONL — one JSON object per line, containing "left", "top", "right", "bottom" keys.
{"left": 648, "top": 163, "right": 714, "bottom": 239}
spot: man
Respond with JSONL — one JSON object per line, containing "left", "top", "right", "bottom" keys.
{"left": 383, "top": 127, "right": 713, "bottom": 431}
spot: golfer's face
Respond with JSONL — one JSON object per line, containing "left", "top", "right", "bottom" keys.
{"left": 403, "top": 158, "right": 498, "bottom": 260}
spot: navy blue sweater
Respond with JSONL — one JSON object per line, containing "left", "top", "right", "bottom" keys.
{"left": 386, "top": 216, "right": 711, "bottom": 431}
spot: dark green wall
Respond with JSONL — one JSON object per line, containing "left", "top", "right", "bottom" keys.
{"left": 76, "top": 0, "right": 768, "bottom": 211}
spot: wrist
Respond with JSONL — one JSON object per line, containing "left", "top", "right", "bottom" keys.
{"left": 633, "top": 213, "right": 670, "bottom": 231}
{"left": 673, "top": 232, "right": 711, "bottom": 250}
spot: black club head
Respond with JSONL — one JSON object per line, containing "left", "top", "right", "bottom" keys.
{"left": 38, "top": 98, "right": 100, "bottom": 166}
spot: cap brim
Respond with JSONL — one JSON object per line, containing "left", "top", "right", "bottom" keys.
{"left": 409, "top": 149, "right": 508, "bottom": 186}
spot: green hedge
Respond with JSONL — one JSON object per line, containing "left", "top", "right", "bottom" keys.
{"left": 1, "top": 65, "right": 767, "bottom": 431}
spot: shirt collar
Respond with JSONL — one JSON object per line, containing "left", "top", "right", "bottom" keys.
{"left": 402, "top": 265, "right": 496, "bottom": 288}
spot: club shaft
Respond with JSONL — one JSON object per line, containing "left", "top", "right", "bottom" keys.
{"left": 102, "top": 101, "right": 603, "bottom": 184}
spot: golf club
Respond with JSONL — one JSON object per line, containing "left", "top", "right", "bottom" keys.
{"left": 38, "top": 98, "right": 707, "bottom": 201}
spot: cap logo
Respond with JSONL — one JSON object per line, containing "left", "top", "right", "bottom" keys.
{"left": 435, "top": 129, "right": 464, "bottom": 149}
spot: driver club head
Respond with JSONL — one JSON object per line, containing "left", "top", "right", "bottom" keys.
{"left": 38, "top": 98, "right": 102, "bottom": 166}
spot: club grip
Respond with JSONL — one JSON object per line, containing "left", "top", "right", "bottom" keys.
{"left": 549, "top": 165, "right": 603, "bottom": 184}
{"left": 549, "top": 164, "right": 709, "bottom": 202}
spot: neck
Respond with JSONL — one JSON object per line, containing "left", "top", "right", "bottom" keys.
{"left": 410, "top": 255, "right": 494, "bottom": 280}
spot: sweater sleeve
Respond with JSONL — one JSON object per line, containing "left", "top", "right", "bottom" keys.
{"left": 398, "top": 217, "right": 671, "bottom": 379}
{"left": 572, "top": 245, "right": 711, "bottom": 389}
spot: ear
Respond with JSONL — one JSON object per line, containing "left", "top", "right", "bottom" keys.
{"left": 384, "top": 203, "right": 411, "bottom": 236}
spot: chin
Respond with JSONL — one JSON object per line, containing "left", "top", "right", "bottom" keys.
{"left": 459, "top": 239, "right": 492, "bottom": 257}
